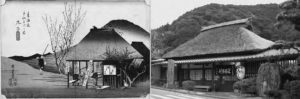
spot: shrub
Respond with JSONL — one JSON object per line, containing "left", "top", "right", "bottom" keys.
{"left": 264, "top": 90, "right": 282, "bottom": 99}
{"left": 289, "top": 80, "right": 300, "bottom": 99}
{"left": 282, "top": 64, "right": 300, "bottom": 79}
{"left": 256, "top": 62, "right": 281, "bottom": 96}
{"left": 182, "top": 80, "right": 196, "bottom": 91}
{"left": 233, "top": 80, "right": 242, "bottom": 91}
{"left": 264, "top": 90, "right": 291, "bottom": 99}
{"left": 151, "top": 79, "right": 166, "bottom": 87}
{"left": 233, "top": 77, "right": 257, "bottom": 94}
{"left": 283, "top": 80, "right": 291, "bottom": 91}
{"left": 136, "top": 80, "right": 150, "bottom": 88}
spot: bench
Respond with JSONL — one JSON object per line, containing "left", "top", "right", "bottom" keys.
{"left": 194, "top": 85, "right": 211, "bottom": 92}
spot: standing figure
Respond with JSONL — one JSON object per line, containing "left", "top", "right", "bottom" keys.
{"left": 9, "top": 65, "right": 17, "bottom": 87}
{"left": 37, "top": 56, "right": 46, "bottom": 75}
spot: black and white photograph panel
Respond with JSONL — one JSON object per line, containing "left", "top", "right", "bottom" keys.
{"left": 151, "top": 0, "right": 300, "bottom": 99}
{"left": 1, "top": 0, "right": 150, "bottom": 98}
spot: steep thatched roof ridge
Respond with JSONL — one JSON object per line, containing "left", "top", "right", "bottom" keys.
{"left": 163, "top": 20, "right": 274, "bottom": 58}
{"left": 66, "top": 28, "right": 143, "bottom": 60}
{"left": 201, "top": 18, "right": 250, "bottom": 32}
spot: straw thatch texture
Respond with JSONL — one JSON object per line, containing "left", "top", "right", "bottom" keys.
{"left": 65, "top": 20, "right": 150, "bottom": 61}
{"left": 66, "top": 28, "right": 142, "bottom": 60}
{"left": 163, "top": 19, "right": 274, "bottom": 58}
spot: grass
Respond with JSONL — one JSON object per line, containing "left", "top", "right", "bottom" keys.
{"left": 2, "top": 86, "right": 149, "bottom": 98}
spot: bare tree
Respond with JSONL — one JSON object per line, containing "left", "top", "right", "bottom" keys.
{"left": 42, "top": 2, "right": 86, "bottom": 74}
{"left": 103, "top": 46, "right": 147, "bottom": 87}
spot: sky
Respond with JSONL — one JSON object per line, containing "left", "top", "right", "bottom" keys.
{"left": 151, "top": 0, "right": 287, "bottom": 29}
{"left": 1, "top": 1, "right": 150, "bottom": 57}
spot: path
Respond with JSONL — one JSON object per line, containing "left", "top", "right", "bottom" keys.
{"left": 1, "top": 57, "right": 67, "bottom": 89}
{"left": 151, "top": 88, "right": 218, "bottom": 99}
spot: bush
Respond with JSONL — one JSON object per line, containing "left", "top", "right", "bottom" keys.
{"left": 264, "top": 89, "right": 291, "bottom": 99}
{"left": 264, "top": 90, "right": 282, "bottom": 99}
{"left": 256, "top": 62, "right": 281, "bottom": 96}
{"left": 233, "top": 80, "right": 242, "bottom": 91}
{"left": 151, "top": 79, "right": 166, "bottom": 87}
{"left": 136, "top": 80, "right": 150, "bottom": 88}
{"left": 233, "top": 77, "right": 257, "bottom": 94}
{"left": 289, "top": 80, "right": 300, "bottom": 99}
{"left": 182, "top": 80, "right": 196, "bottom": 91}
{"left": 282, "top": 64, "right": 300, "bottom": 79}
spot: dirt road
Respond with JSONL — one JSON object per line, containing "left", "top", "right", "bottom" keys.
{"left": 1, "top": 57, "right": 67, "bottom": 89}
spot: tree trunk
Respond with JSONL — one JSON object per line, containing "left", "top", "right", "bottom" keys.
{"left": 120, "top": 68, "right": 145, "bottom": 87}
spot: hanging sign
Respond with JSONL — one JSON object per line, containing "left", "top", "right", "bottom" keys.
{"left": 103, "top": 65, "right": 116, "bottom": 75}
{"left": 216, "top": 65, "right": 233, "bottom": 75}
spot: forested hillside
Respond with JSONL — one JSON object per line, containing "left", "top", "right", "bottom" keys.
{"left": 151, "top": 3, "right": 300, "bottom": 58}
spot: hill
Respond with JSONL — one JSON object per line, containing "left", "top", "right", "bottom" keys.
{"left": 21, "top": 54, "right": 59, "bottom": 74}
{"left": 9, "top": 52, "right": 52, "bottom": 61}
{"left": 151, "top": 3, "right": 300, "bottom": 58}
{"left": 8, "top": 53, "right": 59, "bottom": 74}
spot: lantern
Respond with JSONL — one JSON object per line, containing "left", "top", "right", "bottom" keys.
{"left": 235, "top": 62, "right": 245, "bottom": 80}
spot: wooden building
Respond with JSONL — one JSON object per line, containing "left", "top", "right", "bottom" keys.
{"left": 65, "top": 20, "right": 150, "bottom": 88}
{"left": 151, "top": 18, "right": 300, "bottom": 91}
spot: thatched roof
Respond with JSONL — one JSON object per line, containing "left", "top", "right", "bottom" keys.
{"left": 66, "top": 20, "right": 148, "bottom": 61}
{"left": 163, "top": 18, "right": 274, "bottom": 58}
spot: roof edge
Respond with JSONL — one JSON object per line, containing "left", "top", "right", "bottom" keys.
{"left": 201, "top": 18, "right": 250, "bottom": 32}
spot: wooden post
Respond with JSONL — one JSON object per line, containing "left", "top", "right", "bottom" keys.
{"left": 167, "top": 59, "right": 176, "bottom": 88}
{"left": 212, "top": 63, "right": 216, "bottom": 91}
{"left": 96, "top": 75, "right": 98, "bottom": 86}
{"left": 95, "top": 62, "right": 98, "bottom": 86}
{"left": 67, "top": 72, "right": 70, "bottom": 88}
{"left": 73, "top": 62, "right": 75, "bottom": 74}
{"left": 187, "top": 64, "right": 190, "bottom": 80}
{"left": 86, "top": 61, "right": 88, "bottom": 70}
{"left": 86, "top": 61, "right": 88, "bottom": 89}
{"left": 79, "top": 61, "right": 81, "bottom": 74}
{"left": 202, "top": 64, "right": 205, "bottom": 81}
{"left": 72, "top": 62, "right": 74, "bottom": 86}
{"left": 177, "top": 64, "right": 181, "bottom": 87}
{"left": 67, "top": 61, "right": 72, "bottom": 88}
{"left": 114, "top": 76, "right": 116, "bottom": 88}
